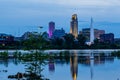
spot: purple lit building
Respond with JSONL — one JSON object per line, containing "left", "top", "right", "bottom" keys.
{"left": 49, "top": 21, "right": 55, "bottom": 38}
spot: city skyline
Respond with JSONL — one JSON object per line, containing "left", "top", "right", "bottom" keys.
{"left": 0, "top": 0, "right": 120, "bottom": 37}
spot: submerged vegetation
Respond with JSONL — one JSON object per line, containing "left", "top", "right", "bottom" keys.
{"left": 20, "top": 51, "right": 49, "bottom": 80}
{"left": 0, "top": 51, "right": 49, "bottom": 80}
{"left": 0, "top": 51, "right": 8, "bottom": 59}
{"left": 1, "top": 50, "right": 120, "bottom": 80}
{"left": 111, "top": 51, "right": 120, "bottom": 59}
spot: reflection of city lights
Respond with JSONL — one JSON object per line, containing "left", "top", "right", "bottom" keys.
{"left": 70, "top": 51, "right": 78, "bottom": 80}
{"left": 73, "top": 73, "right": 77, "bottom": 80}
{"left": 49, "top": 61, "right": 55, "bottom": 72}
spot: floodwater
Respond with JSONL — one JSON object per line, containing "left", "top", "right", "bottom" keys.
{"left": 0, "top": 50, "right": 120, "bottom": 80}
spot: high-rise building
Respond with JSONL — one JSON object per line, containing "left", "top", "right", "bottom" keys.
{"left": 70, "top": 14, "right": 78, "bottom": 38}
{"left": 49, "top": 21, "right": 55, "bottom": 38}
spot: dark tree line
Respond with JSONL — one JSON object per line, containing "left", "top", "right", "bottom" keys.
{"left": 0, "top": 32, "right": 120, "bottom": 49}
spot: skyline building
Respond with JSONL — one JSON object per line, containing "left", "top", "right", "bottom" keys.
{"left": 52, "top": 28, "right": 65, "bottom": 38}
{"left": 100, "top": 33, "right": 114, "bottom": 43}
{"left": 90, "top": 18, "right": 94, "bottom": 44}
{"left": 70, "top": 14, "right": 78, "bottom": 38}
{"left": 49, "top": 21, "right": 55, "bottom": 38}
{"left": 80, "top": 28, "right": 105, "bottom": 41}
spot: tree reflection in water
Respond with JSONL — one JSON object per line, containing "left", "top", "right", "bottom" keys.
{"left": 21, "top": 51, "right": 49, "bottom": 80}
{"left": 7, "top": 51, "right": 49, "bottom": 80}
{"left": 1, "top": 50, "right": 120, "bottom": 80}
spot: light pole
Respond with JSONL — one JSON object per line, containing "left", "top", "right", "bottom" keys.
{"left": 38, "top": 26, "right": 43, "bottom": 35}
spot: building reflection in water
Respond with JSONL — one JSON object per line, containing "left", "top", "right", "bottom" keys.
{"left": 0, "top": 59, "right": 21, "bottom": 67}
{"left": 90, "top": 53, "right": 94, "bottom": 80}
{"left": 48, "top": 59, "right": 55, "bottom": 73}
{"left": 89, "top": 52, "right": 114, "bottom": 80}
{"left": 69, "top": 52, "right": 114, "bottom": 80}
{"left": 48, "top": 52, "right": 55, "bottom": 73}
{"left": 47, "top": 51, "right": 115, "bottom": 80}
{"left": 70, "top": 51, "right": 78, "bottom": 80}
{"left": 78, "top": 52, "right": 114, "bottom": 80}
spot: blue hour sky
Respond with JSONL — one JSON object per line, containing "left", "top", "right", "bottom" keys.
{"left": 0, "top": 0, "right": 120, "bottom": 37}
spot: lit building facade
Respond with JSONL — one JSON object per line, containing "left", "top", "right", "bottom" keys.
{"left": 70, "top": 14, "right": 78, "bottom": 38}
{"left": 94, "top": 29, "right": 105, "bottom": 39}
{"left": 80, "top": 28, "right": 105, "bottom": 41}
{"left": 49, "top": 21, "right": 55, "bottom": 38}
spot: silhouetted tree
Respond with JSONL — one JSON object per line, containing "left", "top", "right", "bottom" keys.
{"left": 77, "top": 34, "right": 86, "bottom": 46}
{"left": 64, "top": 34, "right": 75, "bottom": 48}
{"left": 22, "top": 33, "right": 48, "bottom": 50}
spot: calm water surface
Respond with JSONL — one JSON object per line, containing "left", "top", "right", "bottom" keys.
{"left": 0, "top": 50, "right": 120, "bottom": 80}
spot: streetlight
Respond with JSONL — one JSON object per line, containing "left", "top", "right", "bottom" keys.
{"left": 38, "top": 26, "right": 43, "bottom": 35}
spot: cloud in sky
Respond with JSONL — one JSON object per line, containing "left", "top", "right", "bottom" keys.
{"left": 0, "top": 0, "right": 120, "bottom": 37}
{"left": 20, "top": 0, "right": 118, "bottom": 6}
{"left": 1, "top": 0, "right": 120, "bottom": 17}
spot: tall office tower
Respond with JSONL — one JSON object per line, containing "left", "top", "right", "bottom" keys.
{"left": 90, "top": 18, "right": 94, "bottom": 44}
{"left": 70, "top": 14, "right": 78, "bottom": 38}
{"left": 49, "top": 21, "right": 55, "bottom": 38}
